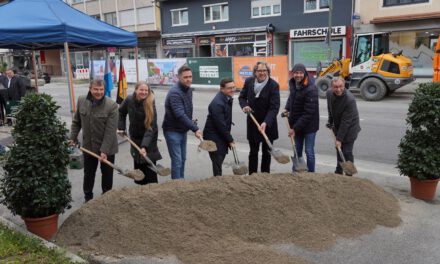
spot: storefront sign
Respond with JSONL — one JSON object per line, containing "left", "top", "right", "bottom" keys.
{"left": 199, "top": 37, "right": 211, "bottom": 45}
{"left": 163, "top": 38, "right": 195, "bottom": 46}
{"left": 216, "top": 35, "right": 255, "bottom": 44}
{"left": 187, "top": 57, "right": 232, "bottom": 86}
{"left": 147, "top": 58, "right": 186, "bottom": 85}
{"left": 233, "top": 56, "right": 289, "bottom": 90}
{"left": 290, "top": 26, "right": 346, "bottom": 39}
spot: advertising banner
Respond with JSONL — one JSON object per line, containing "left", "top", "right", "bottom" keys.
{"left": 114, "top": 59, "right": 148, "bottom": 83}
{"left": 187, "top": 57, "right": 232, "bottom": 87}
{"left": 233, "top": 56, "right": 289, "bottom": 90}
{"left": 147, "top": 59, "right": 186, "bottom": 86}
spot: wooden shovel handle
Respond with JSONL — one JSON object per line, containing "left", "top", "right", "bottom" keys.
{"left": 327, "top": 128, "right": 347, "bottom": 163}
{"left": 79, "top": 147, "right": 116, "bottom": 170}
{"left": 282, "top": 116, "right": 296, "bottom": 148}
{"left": 122, "top": 134, "right": 157, "bottom": 168}
{"left": 248, "top": 113, "right": 272, "bottom": 147}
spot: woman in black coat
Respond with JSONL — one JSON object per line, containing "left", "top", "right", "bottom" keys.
{"left": 118, "top": 81, "right": 162, "bottom": 184}
{"left": 239, "top": 62, "right": 280, "bottom": 174}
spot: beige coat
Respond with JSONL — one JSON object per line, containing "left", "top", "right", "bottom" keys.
{"left": 70, "top": 93, "right": 119, "bottom": 155}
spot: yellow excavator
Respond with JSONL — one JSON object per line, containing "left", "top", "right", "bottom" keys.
{"left": 316, "top": 32, "right": 414, "bottom": 101}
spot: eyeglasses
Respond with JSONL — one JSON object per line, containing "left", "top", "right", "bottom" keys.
{"left": 256, "top": 69, "right": 268, "bottom": 73}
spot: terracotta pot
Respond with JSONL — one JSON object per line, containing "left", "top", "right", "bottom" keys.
{"left": 409, "top": 177, "right": 439, "bottom": 200}
{"left": 22, "top": 214, "right": 59, "bottom": 240}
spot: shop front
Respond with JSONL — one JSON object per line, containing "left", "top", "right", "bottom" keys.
{"left": 289, "top": 25, "right": 350, "bottom": 70}
{"left": 214, "top": 33, "right": 269, "bottom": 57}
{"left": 162, "top": 37, "right": 195, "bottom": 58}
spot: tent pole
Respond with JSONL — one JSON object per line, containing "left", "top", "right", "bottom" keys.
{"left": 135, "top": 46, "right": 139, "bottom": 82}
{"left": 31, "top": 50, "right": 39, "bottom": 92}
{"left": 64, "top": 42, "right": 76, "bottom": 117}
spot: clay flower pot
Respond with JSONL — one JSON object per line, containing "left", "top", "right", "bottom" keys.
{"left": 409, "top": 177, "right": 439, "bottom": 201}
{"left": 22, "top": 214, "right": 59, "bottom": 240}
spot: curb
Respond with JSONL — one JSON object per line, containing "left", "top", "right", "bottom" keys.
{"left": 0, "top": 216, "right": 87, "bottom": 263}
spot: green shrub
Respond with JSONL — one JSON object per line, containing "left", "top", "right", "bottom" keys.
{"left": 0, "top": 93, "right": 72, "bottom": 217}
{"left": 397, "top": 82, "right": 440, "bottom": 180}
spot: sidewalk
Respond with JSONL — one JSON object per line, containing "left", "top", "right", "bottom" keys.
{"left": 1, "top": 131, "right": 439, "bottom": 264}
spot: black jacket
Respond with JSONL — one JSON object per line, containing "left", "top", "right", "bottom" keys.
{"left": 0, "top": 75, "right": 26, "bottom": 101}
{"left": 239, "top": 77, "right": 280, "bottom": 142}
{"left": 203, "top": 92, "right": 234, "bottom": 155}
{"left": 285, "top": 74, "right": 319, "bottom": 135}
{"left": 118, "top": 94, "right": 162, "bottom": 162}
{"left": 326, "top": 89, "right": 361, "bottom": 143}
{"left": 162, "top": 82, "right": 198, "bottom": 133}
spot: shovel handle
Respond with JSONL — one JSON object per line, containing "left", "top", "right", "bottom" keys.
{"left": 79, "top": 147, "right": 117, "bottom": 170}
{"left": 248, "top": 113, "right": 273, "bottom": 148}
{"left": 282, "top": 116, "right": 297, "bottom": 148}
{"left": 122, "top": 135, "right": 159, "bottom": 172}
{"left": 327, "top": 128, "right": 347, "bottom": 163}
{"left": 232, "top": 146, "right": 239, "bottom": 165}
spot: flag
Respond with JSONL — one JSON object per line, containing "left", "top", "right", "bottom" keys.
{"left": 116, "top": 57, "right": 128, "bottom": 104}
{"left": 104, "top": 58, "right": 113, "bottom": 97}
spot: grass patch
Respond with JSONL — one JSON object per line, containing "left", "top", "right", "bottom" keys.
{"left": 0, "top": 223, "right": 78, "bottom": 263}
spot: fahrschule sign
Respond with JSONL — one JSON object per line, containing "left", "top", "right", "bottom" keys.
{"left": 290, "top": 26, "right": 346, "bottom": 39}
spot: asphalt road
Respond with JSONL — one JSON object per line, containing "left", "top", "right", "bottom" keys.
{"left": 43, "top": 82, "right": 413, "bottom": 166}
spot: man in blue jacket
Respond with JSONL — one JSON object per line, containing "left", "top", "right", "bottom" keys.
{"left": 203, "top": 78, "right": 236, "bottom": 176}
{"left": 162, "top": 66, "right": 202, "bottom": 179}
{"left": 284, "top": 63, "right": 319, "bottom": 172}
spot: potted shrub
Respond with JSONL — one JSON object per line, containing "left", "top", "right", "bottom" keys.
{"left": 397, "top": 82, "right": 440, "bottom": 200}
{"left": 0, "top": 93, "right": 72, "bottom": 239}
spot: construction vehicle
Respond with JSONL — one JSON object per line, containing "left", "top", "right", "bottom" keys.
{"left": 433, "top": 38, "right": 440, "bottom": 82}
{"left": 316, "top": 32, "right": 414, "bottom": 101}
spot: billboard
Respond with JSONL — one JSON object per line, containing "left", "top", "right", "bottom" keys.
{"left": 187, "top": 57, "right": 232, "bottom": 87}
{"left": 114, "top": 59, "right": 148, "bottom": 83}
{"left": 147, "top": 59, "right": 186, "bottom": 85}
{"left": 233, "top": 56, "right": 289, "bottom": 90}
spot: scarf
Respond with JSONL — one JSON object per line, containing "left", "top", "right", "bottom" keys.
{"left": 254, "top": 77, "right": 269, "bottom": 98}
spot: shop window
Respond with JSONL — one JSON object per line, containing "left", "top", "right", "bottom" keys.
{"left": 380, "top": 60, "right": 400, "bottom": 74}
{"left": 72, "top": 0, "right": 82, "bottom": 4}
{"left": 383, "top": 0, "right": 428, "bottom": 7}
{"left": 137, "top": 7, "right": 154, "bottom": 25}
{"left": 290, "top": 39, "right": 343, "bottom": 69}
{"left": 251, "top": 0, "right": 281, "bottom": 18}
{"left": 204, "top": 3, "right": 229, "bottom": 23}
{"left": 119, "top": 9, "right": 135, "bottom": 27}
{"left": 104, "top": 12, "right": 117, "bottom": 26}
{"left": 171, "top": 8, "right": 188, "bottom": 26}
{"left": 304, "top": 0, "right": 329, "bottom": 12}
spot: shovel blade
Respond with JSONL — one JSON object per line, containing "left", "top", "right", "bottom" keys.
{"left": 271, "top": 149, "right": 290, "bottom": 164}
{"left": 340, "top": 161, "right": 357, "bottom": 176}
{"left": 156, "top": 164, "right": 171, "bottom": 177}
{"left": 232, "top": 162, "right": 248, "bottom": 175}
{"left": 291, "top": 156, "right": 308, "bottom": 172}
{"left": 199, "top": 140, "right": 217, "bottom": 152}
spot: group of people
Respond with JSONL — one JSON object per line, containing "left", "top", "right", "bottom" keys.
{"left": 69, "top": 62, "right": 360, "bottom": 203}
{"left": 0, "top": 68, "right": 27, "bottom": 124}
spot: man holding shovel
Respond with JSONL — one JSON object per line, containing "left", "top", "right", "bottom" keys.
{"left": 203, "top": 78, "right": 236, "bottom": 176}
{"left": 163, "top": 66, "right": 202, "bottom": 180}
{"left": 69, "top": 79, "right": 119, "bottom": 202}
{"left": 283, "top": 63, "right": 319, "bottom": 172}
{"left": 326, "top": 77, "right": 361, "bottom": 176}
{"left": 239, "top": 61, "right": 280, "bottom": 174}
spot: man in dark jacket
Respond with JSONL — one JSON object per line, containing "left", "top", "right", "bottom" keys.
{"left": 69, "top": 79, "right": 119, "bottom": 202}
{"left": 284, "top": 63, "right": 319, "bottom": 172}
{"left": 0, "top": 68, "right": 26, "bottom": 123}
{"left": 326, "top": 77, "right": 361, "bottom": 175}
{"left": 203, "top": 77, "right": 236, "bottom": 176}
{"left": 239, "top": 61, "right": 280, "bottom": 174}
{"left": 162, "top": 66, "right": 202, "bottom": 180}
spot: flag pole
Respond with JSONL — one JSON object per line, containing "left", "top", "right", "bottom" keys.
{"left": 64, "top": 42, "right": 76, "bottom": 117}
{"left": 135, "top": 46, "right": 139, "bottom": 82}
{"left": 31, "top": 50, "right": 39, "bottom": 92}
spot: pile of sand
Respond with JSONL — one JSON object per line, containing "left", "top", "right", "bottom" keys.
{"left": 55, "top": 173, "right": 401, "bottom": 264}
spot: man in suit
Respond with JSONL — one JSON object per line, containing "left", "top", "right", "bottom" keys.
{"left": 0, "top": 69, "right": 26, "bottom": 123}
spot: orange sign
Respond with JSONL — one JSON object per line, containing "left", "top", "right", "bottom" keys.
{"left": 233, "top": 56, "right": 289, "bottom": 90}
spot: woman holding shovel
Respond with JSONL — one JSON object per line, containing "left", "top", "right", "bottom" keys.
{"left": 118, "top": 81, "right": 162, "bottom": 185}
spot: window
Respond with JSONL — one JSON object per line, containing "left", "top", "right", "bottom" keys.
{"left": 137, "top": 7, "right": 154, "bottom": 25}
{"left": 119, "top": 9, "right": 135, "bottom": 27}
{"left": 104, "top": 12, "right": 117, "bottom": 26}
{"left": 380, "top": 60, "right": 400, "bottom": 74}
{"left": 72, "top": 0, "right": 82, "bottom": 3}
{"left": 171, "top": 8, "right": 188, "bottom": 26}
{"left": 204, "top": 3, "right": 229, "bottom": 23}
{"left": 91, "top": 14, "right": 100, "bottom": 20}
{"left": 383, "top": 0, "right": 428, "bottom": 7}
{"left": 251, "top": 0, "right": 281, "bottom": 18}
{"left": 304, "top": 0, "right": 329, "bottom": 12}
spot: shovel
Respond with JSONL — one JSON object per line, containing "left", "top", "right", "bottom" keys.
{"left": 121, "top": 134, "right": 171, "bottom": 177}
{"left": 327, "top": 128, "right": 358, "bottom": 176}
{"left": 231, "top": 145, "right": 248, "bottom": 175}
{"left": 248, "top": 112, "right": 290, "bottom": 164}
{"left": 80, "top": 147, "right": 145, "bottom": 181}
{"left": 280, "top": 112, "right": 308, "bottom": 172}
{"left": 198, "top": 137, "right": 218, "bottom": 152}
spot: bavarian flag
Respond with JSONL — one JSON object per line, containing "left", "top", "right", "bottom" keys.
{"left": 104, "top": 59, "right": 113, "bottom": 98}
{"left": 116, "top": 57, "right": 128, "bottom": 104}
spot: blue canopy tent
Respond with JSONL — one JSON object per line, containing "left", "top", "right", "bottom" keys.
{"left": 0, "top": 0, "right": 138, "bottom": 114}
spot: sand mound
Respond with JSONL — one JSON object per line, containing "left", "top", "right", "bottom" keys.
{"left": 55, "top": 173, "right": 401, "bottom": 264}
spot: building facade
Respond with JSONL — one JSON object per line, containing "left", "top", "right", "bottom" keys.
{"left": 159, "top": 0, "right": 353, "bottom": 70}
{"left": 354, "top": 0, "right": 440, "bottom": 77}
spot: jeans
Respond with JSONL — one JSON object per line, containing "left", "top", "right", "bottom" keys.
{"left": 83, "top": 153, "right": 115, "bottom": 202}
{"left": 335, "top": 141, "right": 355, "bottom": 175}
{"left": 164, "top": 131, "right": 187, "bottom": 180}
{"left": 294, "top": 132, "right": 316, "bottom": 172}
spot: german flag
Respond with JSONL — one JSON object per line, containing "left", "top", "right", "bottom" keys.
{"left": 116, "top": 57, "right": 128, "bottom": 104}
